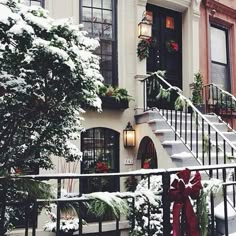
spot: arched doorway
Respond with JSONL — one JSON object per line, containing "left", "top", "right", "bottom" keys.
{"left": 137, "top": 137, "right": 158, "bottom": 169}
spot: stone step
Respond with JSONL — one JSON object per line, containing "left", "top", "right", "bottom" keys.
{"left": 157, "top": 110, "right": 220, "bottom": 121}
{"left": 163, "top": 140, "right": 236, "bottom": 161}
{"left": 170, "top": 152, "right": 201, "bottom": 167}
{"left": 135, "top": 110, "right": 159, "bottom": 124}
{"left": 154, "top": 129, "right": 236, "bottom": 143}
{"left": 148, "top": 118, "right": 228, "bottom": 133}
{"left": 215, "top": 199, "right": 236, "bottom": 235}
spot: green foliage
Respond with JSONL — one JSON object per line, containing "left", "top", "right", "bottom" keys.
{"left": 0, "top": 176, "right": 53, "bottom": 234}
{"left": 197, "top": 190, "right": 208, "bottom": 236}
{"left": 197, "top": 179, "right": 222, "bottom": 236}
{"left": 174, "top": 95, "right": 186, "bottom": 110}
{"left": 156, "top": 86, "right": 171, "bottom": 102}
{"left": 192, "top": 72, "right": 203, "bottom": 106}
{"left": 137, "top": 38, "right": 152, "bottom": 60}
{"left": 86, "top": 193, "right": 128, "bottom": 219}
{"left": 98, "top": 84, "right": 133, "bottom": 102}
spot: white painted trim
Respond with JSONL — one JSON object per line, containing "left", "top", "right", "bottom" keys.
{"left": 147, "top": 0, "right": 191, "bottom": 12}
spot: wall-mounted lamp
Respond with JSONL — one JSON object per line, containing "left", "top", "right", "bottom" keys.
{"left": 138, "top": 11, "right": 152, "bottom": 39}
{"left": 123, "top": 122, "right": 136, "bottom": 147}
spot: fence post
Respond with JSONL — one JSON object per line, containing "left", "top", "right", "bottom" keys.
{"left": 0, "top": 178, "right": 7, "bottom": 236}
{"left": 162, "top": 171, "right": 171, "bottom": 235}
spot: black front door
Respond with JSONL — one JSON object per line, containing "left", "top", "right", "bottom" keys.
{"left": 147, "top": 4, "right": 182, "bottom": 89}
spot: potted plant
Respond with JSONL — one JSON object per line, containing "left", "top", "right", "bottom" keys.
{"left": 98, "top": 85, "right": 132, "bottom": 110}
{"left": 191, "top": 72, "right": 204, "bottom": 113}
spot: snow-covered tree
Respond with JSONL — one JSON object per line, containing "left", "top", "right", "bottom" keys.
{"left": 0, "top": 0, "right": 103, "bottom": 173}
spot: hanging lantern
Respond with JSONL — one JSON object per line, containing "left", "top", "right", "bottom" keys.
{"left": 123, "top": 122, "right": 136, "bottom": 147}
{"left": 138, "top": 11, "right": 152, "bottom": 39}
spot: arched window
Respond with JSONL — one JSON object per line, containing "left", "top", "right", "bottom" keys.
{"left": 137, "top": 137, "right": 157, "bottom": 169}
{"left": 81, "top": 127, "right": 119, "bottom": 193}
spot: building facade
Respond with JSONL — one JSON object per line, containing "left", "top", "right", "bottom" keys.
{"left": 20, "top": 0, "right": 236, "bottom": 185}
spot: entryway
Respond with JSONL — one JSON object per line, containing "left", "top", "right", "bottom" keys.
{"left": 145, "top": 4, "right": 182, "bottom": 109}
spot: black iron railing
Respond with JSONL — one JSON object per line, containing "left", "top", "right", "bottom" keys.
{"left": 1, "top": 164, "right": 236, "bottom": 235}
{"left": 204, "top": 83, "right": 236, "bottom": 129}
{"left": 141, "top": 72, "right": 236, "bottom": 169}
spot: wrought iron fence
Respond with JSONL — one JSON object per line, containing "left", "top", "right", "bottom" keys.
{"left": 1, "top": 164, "right": 236, "bottom": 236}
{"left": 204, "top": 83, "right": 236, "bottom": 129}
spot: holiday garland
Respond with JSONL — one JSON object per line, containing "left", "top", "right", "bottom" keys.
{"left": 129, "top": 169, "right": 222, "bottom": 236}
{"left": 137, "top": 38, "right": 152, "bottom": 60}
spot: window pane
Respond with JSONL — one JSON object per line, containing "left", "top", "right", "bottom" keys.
{"left": 93, "top": 8, "right": 102, "bottom": 22}
{"left": 93, "top": 0, "right": 102, "bottom": 8}
{"left": 211, "top": 63, "right": 229, "bottom": 91}
{"left": 210, "top": 27, "right": 227, "bottom": 64}
{"left": 102, "top": 70, "right": 112, "bottom": 84}
{"left": 103, "top": 24, "right": 112, "bottom": 39}
{"left": 82, "top": 7, "right": 92, "bottom": 21}
{"left": 81, "top": 0, "right": 116, "bottom": 86}
{"left": 103, "top": 10, "right": 112, "bottom": 24}
{"left": 83, "top": 22, "right": 92, "bottom": 36}
{"left": 31, "top": 1, "right": 42, "bottom": 6}
{"left": 83, "top": 0, "right": 91, "bottom": 6}
{"left": 166, "top": 16, "right": 174, "bottom": 29}
{"left": 103, "top": 0, "right": 112, "bottom": 9}
{"left": 93, "top": 23, "right": 102, "bottom": 37}
{"left": 101, "top": 41, "right": 112, "bottom": 55}
{"left": 101, "top": 55, "right": 112, "bottom": 70}
{"left": 93, "top": 45, "right": 101, "bottom": 54}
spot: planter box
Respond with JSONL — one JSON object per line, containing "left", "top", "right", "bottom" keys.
{"left": 101, "top": 96, "right": 129, "bottom": 110}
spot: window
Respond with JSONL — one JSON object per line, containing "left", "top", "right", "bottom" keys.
{"left": 80, "top": 0, "right": 117, "bottom": 85}
{"left": 210, "top": 25, "right": 230, "bottom": 91}
{"left": 21, "top": 0, "right": 44, "bottom": 7}
{"left": 81, "top": 128, "right": 119, "bottom": 193}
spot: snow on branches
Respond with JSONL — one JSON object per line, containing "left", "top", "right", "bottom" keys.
{"left": 0, "top": 0, "right": 103, "bottom": 171}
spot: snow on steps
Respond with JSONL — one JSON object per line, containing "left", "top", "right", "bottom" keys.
{"left": 215, "top": 199, "right": 236, "bottom": 235}
{"left": 154, "top": 129, "right": 236, "bottom": 142}
{"left": 135, "top": 110, "right": 220, "bottom": 124}
{"left": 148, "top": 118, "right": 228, "bottom": 132}
{"left": 162, "top": 139, "right": 236, "bottom": 157}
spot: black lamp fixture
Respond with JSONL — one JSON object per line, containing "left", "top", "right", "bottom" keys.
{"left": 123, "top": 122, "right": 136, "bottom": 147}
{"left": 138, "top": 11, "right": 152, "bottom": 39}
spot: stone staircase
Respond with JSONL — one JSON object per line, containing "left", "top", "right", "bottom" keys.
{"left": 135, "top": 110, "right": 236, "bottom": 167}
{"left": 135, "top": 109, "right": 236, "bottom": 235}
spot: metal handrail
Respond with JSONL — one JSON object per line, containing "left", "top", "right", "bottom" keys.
{"left": 204, "top": 83, "right": 236, "bottom": 102}
{"left": 152, "top": 72, "right": 236, "bottom": 151}
{"left": 204, "top": 83, "right": 236, "bottom": 129}
{"left": 141, "top": 72, "right": 236, "bottom": 169}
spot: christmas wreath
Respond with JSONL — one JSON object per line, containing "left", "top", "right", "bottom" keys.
{"left": 137, "top": 38, "right": 152, "bottom": 60}
{"left": 166, "top": 40, "right": 179, "bottom": 53}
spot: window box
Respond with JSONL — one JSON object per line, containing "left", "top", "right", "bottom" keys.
{"left": 101, "top": 96, "right": 129, "bottom": 110}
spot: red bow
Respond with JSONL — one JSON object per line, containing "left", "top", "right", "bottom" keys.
{"left": 169, "top": 168, "right": 202, "bottom": 236}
